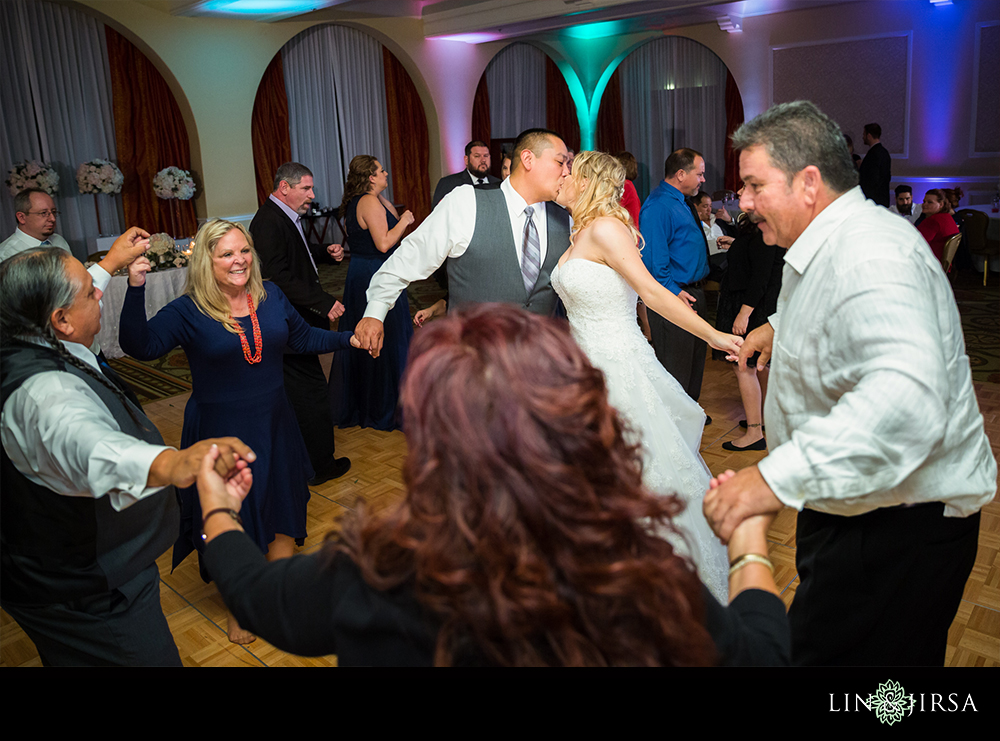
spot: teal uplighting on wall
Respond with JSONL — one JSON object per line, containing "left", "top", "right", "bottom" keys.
{"left": 199, "top": 1, "right": 326, "bottom": 16}
{"left": 562, "top": 19, "right": 628, "bottom": 40}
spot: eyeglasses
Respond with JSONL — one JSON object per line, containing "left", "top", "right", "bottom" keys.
{"left": 25, "top": 209, "right": 59, "bottom": 218}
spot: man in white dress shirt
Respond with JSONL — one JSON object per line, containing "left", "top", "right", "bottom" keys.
{"left": 1, "top": 242, "right": 254, "bottom": 666}
{"left": 0, "top": 189, "right": 73, "bottom": 262}
{"left": 703, "top": 101, "right": 995, "bottom": 666}
{"left": 355, "top": 129, "right": 571, "bottom": 357}
{"left": 888, "top": 184, "right": 923, "bottom": 224}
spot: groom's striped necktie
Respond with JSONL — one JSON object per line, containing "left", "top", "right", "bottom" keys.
{"left": 521, "top": 205, "right": 540, "bottom": 294}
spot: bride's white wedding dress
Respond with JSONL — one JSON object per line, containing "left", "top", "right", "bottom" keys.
{"left": 551, "top": 258, "right": 729, "bottom": 602}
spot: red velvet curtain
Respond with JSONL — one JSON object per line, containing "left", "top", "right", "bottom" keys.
{"left": 545, "top": 57, "right": 580, "bottom": 152}
{"left": 383, "top": 47, "right": 431, "bottom": 223}
{"left": 723, "top": 70, "right": 745, "bottom": 192}
{"left": 596, "top": 66, "right": 625, "bottom": 155}
{"left": 252, "top": 52, "right": 292, "bottom": 206}
{"left": 471, "top": 74, "right": 491, "bottom": 145}
{"left": 105, "top": 27, "right": 197, "bottom": 237}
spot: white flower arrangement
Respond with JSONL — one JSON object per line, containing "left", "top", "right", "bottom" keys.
{"left": 153, "top": 166, "right": 196, "bottom": 200}
{"left": 146, "top": 232, "right": 189, "bottom": 272}
{"left": 76, "top": 159, "right": 124, "bottom": 195}
{"left": 5, "top": 160, "right": 60, "bottom": 196}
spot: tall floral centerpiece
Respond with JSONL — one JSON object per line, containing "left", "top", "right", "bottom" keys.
{"left": 76, "top": 158, "right": 124, "bottom": 235}
{"left": 152, "top": 166, "right": 196, "bottom": 237}
{"left": 5, "top": 160, "right": 60, "bottom": 196}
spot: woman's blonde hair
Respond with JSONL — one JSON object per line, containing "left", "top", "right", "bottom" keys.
{"left": 185, "top": 219, "right": 267, "bottom": 334}
{"left": 568, "top": 151, "right": 644, "bottom": 251}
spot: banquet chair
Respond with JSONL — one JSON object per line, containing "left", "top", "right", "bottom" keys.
{"left": 956, "top": 209, "right": 994, "bottom": 285}
{"left": 940, "top": 233, "right": 963, "bottom": 275}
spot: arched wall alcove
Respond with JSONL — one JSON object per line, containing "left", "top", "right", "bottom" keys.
{"left": 252, "top": 24, "right": 432, "bottom": 223}
{"left": 2, "top": 0, "right": 199, "bottom": 248}
{"left": 470, "top": 41, "right": 583, "bottom": 177}
{"left": 594, "top": 35, "right": 745, "bottom": 201}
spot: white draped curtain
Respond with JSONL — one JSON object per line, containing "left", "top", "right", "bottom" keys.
{"left": 619, "top": 37, "right": 728, "bottom": 201}
{"left": 0, "top": 0, "right": 122, "bottom": 258}
{"left": 282, "top": 25, "right": 394, "bottom": 213}
{"left": 485, "top": 43, "right": 547, "bottom": 139}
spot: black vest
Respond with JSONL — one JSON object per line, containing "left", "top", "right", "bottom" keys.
{"left": 1, "top": 341, "right": 178, "bottom": 605}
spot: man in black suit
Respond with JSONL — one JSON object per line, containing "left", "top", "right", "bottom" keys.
{"left": 249, "top": 162, "right": 350, "bottom": 484}
{"left": 858, "top": 122, "right": 891, "bottom": 207}
{"left": 431, "top": 140, "right": 500, "bottom": 209}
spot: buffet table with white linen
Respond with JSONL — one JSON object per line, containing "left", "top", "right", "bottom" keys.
{"left": 97, "top": 267, "right": 188, "bottom": 359}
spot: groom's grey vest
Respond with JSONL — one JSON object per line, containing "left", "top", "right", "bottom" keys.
{"left": 446, "top": 188, "right": 570, "bottom": 316}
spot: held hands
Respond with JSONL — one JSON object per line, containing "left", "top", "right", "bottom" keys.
{"left": 703, "top": 465, "right": 783, "bottom": 544}
{"left": 196, "top": 443, "right": 253, "bottom": 515}
{"left": 354, "top": 317, "right": 385, "bottom": 358}
{"left": 327, "top": 300, "right": 346, "bottom": 321}
{"left": 349, "top": 333, "right": 362, "bottom": 349}
{"left": 100, "top": 226, "right": 151, "bottom": 275}
{"left": 128, "top": 255, "right": 152, "bottom": 288}
{"left": 710, "top": 331, "right": 743, "bottom": 361}
{"left": 738, "top": 322, "right": 774, "bottom": 371}
{"left": 151, "top": 437, "right": 256, "bottom": 490}
{"left": 327, "top": 243, "right": 344, "bottom": 262}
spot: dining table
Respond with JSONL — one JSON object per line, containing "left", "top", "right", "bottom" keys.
{"left": 97, "top": 266, "right": 188, "bottom": 359}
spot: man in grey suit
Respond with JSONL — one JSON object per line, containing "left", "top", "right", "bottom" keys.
{"left": 355, "top": 129, "right": 571, "bottom": 357}
{"left": 431, "top": 140, "right": 501, "bottom": 209}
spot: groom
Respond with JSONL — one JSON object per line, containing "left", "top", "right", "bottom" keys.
{"left": 354, "top": 129, "right": 572, "bottom": 357}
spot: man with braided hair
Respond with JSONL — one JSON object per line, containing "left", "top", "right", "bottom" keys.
{"left": 1, "top": 241, "right": 255, "bottom": 666}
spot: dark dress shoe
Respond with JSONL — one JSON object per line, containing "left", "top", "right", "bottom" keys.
{"left": 705, "top": 415, "right": 712, "bottom": 425}
{"left": 722, "top": 438, "right": 767, "bottom": 452}
{"left": 308, "top": 457, "right": 351, "bottom": 486}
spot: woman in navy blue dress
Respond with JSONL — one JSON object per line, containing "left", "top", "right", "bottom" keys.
{"left": 330, "top": 155, "right": 414, "bottom": 430}
{"left": 120, "top": 220, "right": 359, "bottom": 644}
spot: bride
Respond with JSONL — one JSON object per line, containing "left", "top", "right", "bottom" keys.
{"left": 551, "top": 151, "right": 741, "bottom": 602}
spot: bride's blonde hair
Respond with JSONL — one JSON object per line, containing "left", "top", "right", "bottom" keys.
{"left": 568, "top": 151, "right": 644, "bottom": 251}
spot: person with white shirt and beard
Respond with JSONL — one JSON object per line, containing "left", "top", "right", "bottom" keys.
{"left": 889, "top": 184, "right": 922, "bottom": 224}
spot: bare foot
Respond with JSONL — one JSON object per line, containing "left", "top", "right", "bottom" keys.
{"left": 227, "top": 612, "right": 256, "bottom": 645}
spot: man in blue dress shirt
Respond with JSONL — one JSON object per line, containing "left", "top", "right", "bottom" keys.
{"left": 639, "top": 148, "right": 709, "bottom": 402}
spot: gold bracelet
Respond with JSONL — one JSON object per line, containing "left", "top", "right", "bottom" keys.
{"left": 728, "top": 553, "right": 774, "bottom": 578}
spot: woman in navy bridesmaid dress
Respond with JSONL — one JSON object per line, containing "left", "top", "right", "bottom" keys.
{"left": 330, "top": 156, "right": 414, "bottom": 431}
{"left": 120, "top": 220, "right": 358, "bottom": 644}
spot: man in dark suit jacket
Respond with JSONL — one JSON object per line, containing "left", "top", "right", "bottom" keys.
{"left": 859, "top": 123, "right": 891, "bottom": 207}
{"left": 431, "top": 140, "right": 500, "bottom": 209}
{"left": 249, "top": 162, "right": 350, "bottom": 484}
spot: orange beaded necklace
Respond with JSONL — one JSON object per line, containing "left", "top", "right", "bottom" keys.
{"left": 234, "top": 293, "right": 262, "bottom": 364}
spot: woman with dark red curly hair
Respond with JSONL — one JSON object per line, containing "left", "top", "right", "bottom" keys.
{"left": 198, "top": 303, "right": 789, "bottom": 666}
